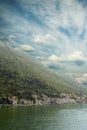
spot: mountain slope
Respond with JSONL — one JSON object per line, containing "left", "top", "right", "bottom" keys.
{"left": 0, "top": 42, "right": 80, "bottom": 99}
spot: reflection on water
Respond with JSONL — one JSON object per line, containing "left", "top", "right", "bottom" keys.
{"left": 0, "top": 104, "right": 87, "bottom": 130}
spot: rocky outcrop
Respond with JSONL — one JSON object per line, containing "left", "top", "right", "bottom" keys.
{"left": 0, "top": 96, "right": 18, "bottom": 105}
{"left": 8, "top": 96, "right": 18, "bottom": 105}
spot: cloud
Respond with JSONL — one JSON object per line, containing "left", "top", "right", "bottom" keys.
{"left": 33, "top": 33, "right": 56, "bottom": 44}
{"left": 68, "top": 51, "right": 85, "bottom": 61}
{"left": 41, "top": 58, "right": 63, "bottom": 71}
{"left": 49, "top": 51, "right": 86, "bottom": 62}
{"left": 20, "top": 45, "right": 35, "bottom": 52}
{"left": 41, "top": 54, "right": 64, "bottom": 71}
{"left": 48, "top": 51, "right": 86, "bottom": 68}
{"left": 75, "top": 73, "right": 87, "bottom": 85}
{"left": 48, "top": 63, "right": 63, "bottom": 70}
{"left": 8, "top": 35, "right": 16, "bottom": 38}
{"left": 49, "top": 55, "right": 61, "bottom": 62}
{"left": 67, "top": 51, "right": 86, "bottom": 65}
{"left": 74, "top": 60, "right": 85, "bottom": 66}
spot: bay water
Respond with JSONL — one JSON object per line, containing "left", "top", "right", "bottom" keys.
{"left": 0, "top": 104, "right": 87, "bottom": 130}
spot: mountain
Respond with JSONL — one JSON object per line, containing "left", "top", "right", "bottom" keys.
{"left": 0, "top": 42, "right": 82, "bottom": 99}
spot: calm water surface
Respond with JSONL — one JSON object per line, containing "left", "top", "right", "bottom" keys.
{"left": 0, "top": 104, "right": 87, "bottom": 130}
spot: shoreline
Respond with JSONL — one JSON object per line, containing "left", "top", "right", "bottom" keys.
{"left": 0, "top": 98, "right": 86, "bottom": 107}
{"left": 0, "top": 93, "right": 86, "bottom": 106}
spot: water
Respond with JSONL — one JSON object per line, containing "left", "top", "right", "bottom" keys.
{"left": 0, "top": 104, "right": 87, "bottom": 130}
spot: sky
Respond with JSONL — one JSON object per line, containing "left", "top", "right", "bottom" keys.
{"left": 0, "top": 0, "right": 87, "bottom": 86}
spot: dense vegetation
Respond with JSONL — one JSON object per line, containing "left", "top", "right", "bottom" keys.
{"left": 0, "top": 43, "right": 81, "bottom": 99}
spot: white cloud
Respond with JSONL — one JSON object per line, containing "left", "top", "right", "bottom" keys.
{"left": 83, "top": 73, "right": 87, "bottom": 77}
{"left": 49, "top": 55, "right": 61, "bottom": 62}
{"left": 43, "top": 54, "right": 64, "bottom": 70}
{"left": 41, "top": 58, "right": 63, "bottom": 70}
{"left": 75, "top": 73, "right": 87, "bottom": 83}
{"left": 33, "top": 33, "right": 56, "bottom": 44}
{"left": 67, "top": 51, "right": 85, "bottom": 61}
{"left": 48, "top": 51, "right": 86, "bottom": 68}
{"left": 20, "top": 45, "right": 35, "bottom": 51}
{"left": 34, "top": 35, "right": 45, "bottom": 44}
{"left": 8, "top": 35, "right": 16, "bottom": 38}
{"left": 14, "top": 47, "right": 20, "bottom": 51}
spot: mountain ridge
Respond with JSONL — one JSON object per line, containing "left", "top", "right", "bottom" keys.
{"left": 0, "top": 42, "right": 82, "bottom": 99}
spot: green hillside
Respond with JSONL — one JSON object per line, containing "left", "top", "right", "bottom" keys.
{"left": 0, "top": 42, "right": 80, "bottom": 99}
